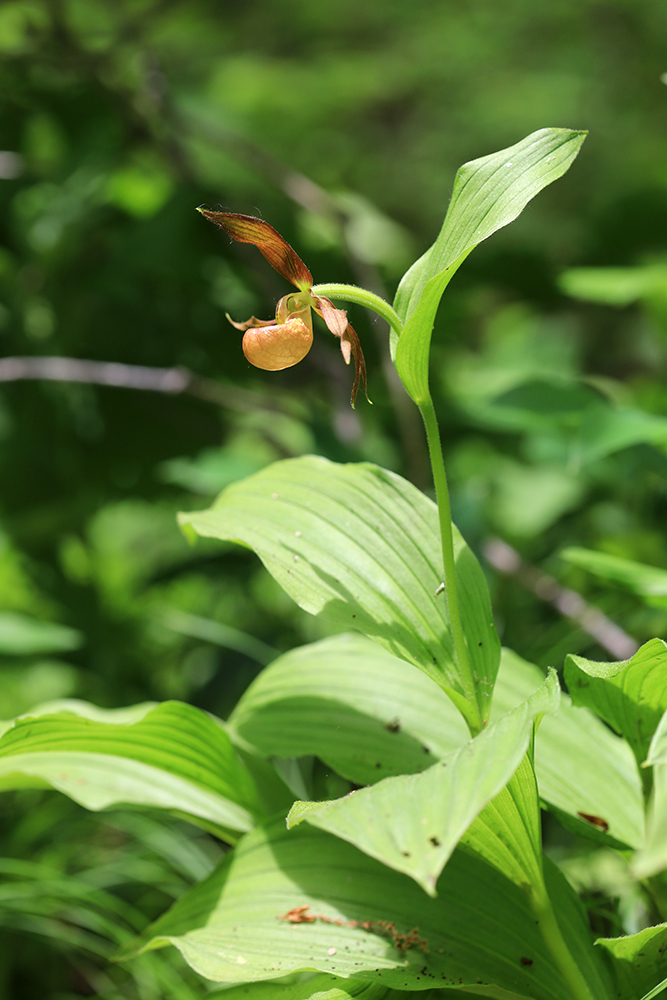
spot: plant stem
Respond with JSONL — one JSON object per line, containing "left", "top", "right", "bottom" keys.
{"left": 419, "top": 395, "right": 482, "bottom": 736}
{"left": 311, "top": 283, "right": 403, "bottom": 339}
{"left": 531, "top": 890, "right": 594, "bottom": 1000}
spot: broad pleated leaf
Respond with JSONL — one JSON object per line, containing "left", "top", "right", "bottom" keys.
{"left": 393, "top": 129, "right": 586, "bottom": 403}
{"left": 120, "top": 819, "right": 612, "bottom": 1000}
{"left": 179, "top": 457, "right": 500, "bottom": 729}
{"left": 0, "top": 701, "right": 262, "bottom": 838}
{"left": 596, "top": 923, "right": 667, "bottom": 1000}
{"left": 565, "top": 638, "right": 667, "bottom": 767}
{"left": 229, "top": 633, "right": 469, "bottom": 785}
{"left": 286, "top": 671, "right": 558, "bottom": 895}
{"left": 495, "top": 649, "right": 644, "bottom": 849}
{"left": 231, "top": 637, "right": 643, "bottom": 850}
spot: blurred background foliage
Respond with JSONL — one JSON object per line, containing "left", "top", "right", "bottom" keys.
{"left": 2, "top": 0, "right": 667, "bottom": 995}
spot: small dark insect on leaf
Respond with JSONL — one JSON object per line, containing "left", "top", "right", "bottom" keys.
{"left": 429, "top": 836, "right": 441, "bottom": 847}
{"left": 520, "top": 957, "right": 533, "bottom": 966}
{"left": 385, "top": 720, "right": 401, "bottom": 733}
{"left": 577, "top": 812, "right": 609, "bottom": 832}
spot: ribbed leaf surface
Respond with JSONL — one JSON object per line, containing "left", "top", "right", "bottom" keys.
{"left": 286, "top": 671, "right": 558, "bottom": 895}
{"left": 121, "top": 819, "right": 611, "bottom": 1000}
{"left": 180, "top": 457, "right": 500, "bottom": 726}
{"left": 229, "top": 633, "right": 469, "bottom": 785}
{"left": 0, "top": 701, "right": 262, "bottom": 837}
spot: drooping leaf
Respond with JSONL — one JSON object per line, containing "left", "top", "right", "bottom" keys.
{"left": 120, "top": 819, "right": 612, "bottom": 1000}
{"left": 286, "top": 670, "right": 559, "bottom": 896}
{"left": 179, "top": 457, "right": 500, "bottom": 729}
{"left": 596, "top": 923, "right": 667, "bottom": 1000}
{"left": 565, "top": 638, "right": 667, "bottom": 768}
{"left": 392, "top": 129, "right": 587, "bottom": 403}
{"left": 229, "top": 633, "right": 469, "bottom": 786}
{"left": 0, "top": 701, "right": 263, "bottom": 839}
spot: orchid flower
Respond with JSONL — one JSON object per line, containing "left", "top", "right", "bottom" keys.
{"left": 197, "top": 209, "right": 368, "bottom": 406}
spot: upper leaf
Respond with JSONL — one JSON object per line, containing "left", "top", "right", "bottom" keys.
{"left": 0, "top": 701, "right": 263, "bottom": 839}
{"left": 392, "top": 129, "right": 586, "bottom": 403}
{"left": 179, "top": 456, "right": 501, "bottom": 727}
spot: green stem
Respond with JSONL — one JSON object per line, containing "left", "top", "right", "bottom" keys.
{"left": 531, "top": 889, "right": 594, "bottom": 1000}
{"left": 419, "top": 395, "right": 481, "bottom": 736}
{"left": 311, "top": 283, "right": 403, "bottom": 339}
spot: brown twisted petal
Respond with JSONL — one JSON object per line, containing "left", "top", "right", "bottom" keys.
{"left": 242, "top": 318, "right": 313, "bottom": 371}
{"left": 197, "top": 210, "right": 313, "bottom": 292}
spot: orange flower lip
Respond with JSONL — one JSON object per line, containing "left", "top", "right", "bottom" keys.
{"left": 242, "top": 318, "right": 313, "bottom": 371}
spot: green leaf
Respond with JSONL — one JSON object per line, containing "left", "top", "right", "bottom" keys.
{"left": 286, "top": 670, "right": 559, "bottom": 896}
{"left": 560, "top": 548, "right": 667, "bottom": 607}
{"left": 495, "top": 649, "right": 644, "bottom": 849}
{"left": 229, "top": 633, "right": 469, "bottom": 786}
{"left": 0, "top": 701, "right": 263, "bottom": 838}
{"left": 233, "top": 639, "right": 643, "bottom": 850}
{"left": 392, "top": 128, "right": 587, "bottom": 403}
{"left": 0, "top": 611, "right": 83, "bottom": 656}
{"left": 179, "top": 457, "right": 500, "bottom": 723}
{"left": 0, "top": 697, "right": 156, "bottom": 739}
{"left": 564, "top": 638, "right": 667, "bottom": 768}
{"left": 121, "top": 819, "right": 612, "bottom": 1000}
{"left": 596, "top": 923, "right": 667, "bottom": 1000}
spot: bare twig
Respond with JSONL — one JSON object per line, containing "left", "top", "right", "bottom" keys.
{"left": 0, "top": 355, "right": 287, "bottom": 415}
{"left": 483, "top": 537, "right": 639, "bottom": 661}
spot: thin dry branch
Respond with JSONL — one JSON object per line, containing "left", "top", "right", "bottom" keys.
{"left": 483, "top": 536, "right": 639, "bottom": 661}
{"left": 0, "top": 355, "right": 282, "bottom": 414}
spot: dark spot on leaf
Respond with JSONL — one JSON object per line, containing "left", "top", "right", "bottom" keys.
{"left": 375, "top": 762, "right": 382, "bottom": 768}
{"left": 385, "top": 720, "right": 401, "bottom": 733}
{"left": 402, "top": 851, "right": 411, "bottom": 857}
{"left": 422, "top": 745, "right": 429, "bottom": 753}
{"left": 520, "top": 957, "right": 533, "bottom": 966}
{"left": 577, "top": 812, "right": 609, "bottom": 832}
{"left": 478, "top": 641, "right": 483, "bottom": 646}
{"left": 429, "top": 836, "right": 441, "bottom": 847}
